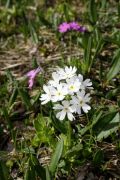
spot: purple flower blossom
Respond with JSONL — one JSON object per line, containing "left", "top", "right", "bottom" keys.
{"left": 78, "top": 26, "right": 87, "bottom": 32}
{"left": 58, "top": 21, "right": 87, "bottom": 33}
{"left": 26, "top": 67, "right": 41, "bottom": 89}
{"left": 58, "top": 22, "right": 70, "bottom": 33}
{"left": 69, "top": 22, "right": 80, "bottom": 31}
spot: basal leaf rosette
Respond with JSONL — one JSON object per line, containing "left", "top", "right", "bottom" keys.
{"left": 40, "top": 66, "right": 92, "bottom": 121}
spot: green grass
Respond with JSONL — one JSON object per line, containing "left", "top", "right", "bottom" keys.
{"left": 0, "top": 0, "right": 120, "bottom": 179}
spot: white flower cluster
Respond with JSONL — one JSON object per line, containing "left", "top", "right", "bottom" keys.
{"left": 40, "top": 66, "right": 92, "bottom": 121}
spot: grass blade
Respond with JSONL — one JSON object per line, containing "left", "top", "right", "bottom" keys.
{"left": 88, "top": 0, "right": 97, "bottom": 24}
{"left": 45, "top": 166, "right": 51, "bottom": 180}
{"left": 18, "top": 88, "right": 31, "bottom": 109}
{"left": 84, "top": 36, "right": 92, "bottom": 73}
{"left": 8, "top": 87, "right": 18, "bottom": 108}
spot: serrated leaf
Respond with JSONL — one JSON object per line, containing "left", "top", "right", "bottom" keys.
{"left": 34, "top": 114, "right": 45, "bottom": 132}
{"left": 49, "top": 138, "right": 63, "bottom": 175}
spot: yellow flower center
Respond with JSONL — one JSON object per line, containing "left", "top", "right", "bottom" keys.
{"left": 69, "top": 85, "right": 74, "bottom": 90}
{"left": 57, "top": 92, "right": 61, "bottom": 96}
{"left": 79, "top": 100, "right": 83, "bottom": 105}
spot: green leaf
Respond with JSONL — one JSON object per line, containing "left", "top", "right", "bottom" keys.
{"left": 33, "top": 115, "right": 55, "bottom": 147}
{"left": 28, "top": 21, "right": 39, "bottom": 44}
{"left": 66, "top": 121, "right": 72, "bottom": 147}
{"left": 0, "top": 160, "right": 12, "bottom": 180}
{"left": 5, "top": 0, "right": 11, "bottom": 8}
{"left": 93, "top": 112, "right": 120, "bottom": 141}
{"left": 36, "top": 8, "right": 52, "bottom": 27}
{"left": 45, "top": 166, "right": 51, "bottom": 180}
{"left": 21, "top": 147, "right": 35, "bottom": 154}
{"left": 93, "top": 37, "right": 104, "bottom": 59}
{"left": 93, "top": 150, "right": 104, "bottom": 166}
{"left": 84, "top": 36, "right": 92, "bottom": 73}
{"left": 63, "top": 2, "right": 71, "bottom": 21}
{"left": 0, "top": 151, "right": 10, "bottom": 161}
{"left": 6, "top": 69, "right": 14, "bottom": 82}
{"left": 106, "top": 49, "right": 120, "bottom": 82}
{"left": 51, "top": 113, "right": 67, "bottom": 134}
{"left": 34, "top": 114, "right": 46, "bottom": 132}
{"left": 31, "top": 156, "right": 46, "bottom": 180}
{"left": 88, "top": 0, "right": 98, "bottom": 24}
{"left": 100, "top": 0, "right": 107, "bottom": 10}
{"left": 49, "top": 138, "right": 64, "bottom": 175}
{"left": 24, "top": 158, "right": 36, "bottom": 180}
{"left": 118, "top": 2, "right": 120, "bottom": 18}
{"left": 104, "top": 36, "right": 120, "bottom": 46}
{"left": 80, "top": 110, "right": 103, "bottom": 135}
{"left": 65, "top": 144, "right": 83, "bottom": 157}
{"left": 8, "top": 87, "right": 18, "bottom": 108}
{"left": 2, "top": 107, "right": 13, "bottom": 130}
{"left": 18, "top": 88, "right": 31, "bottom": 109}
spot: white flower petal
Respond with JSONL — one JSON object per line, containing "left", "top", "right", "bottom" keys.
{"left": 76, "top": 106, "right": 82, "bottom": 114}
{"left": 83, "top": 79, "right": 92, "bottom": 87}
{"left": 43, "top": 85, "right": 49, "bottom": 93}
{"left": 82, "top": 104, "right": 91, "bottom": 113}
{"left": 60, "top": 110, "right": 66, "bottom": 120}
{"left": 67, "top": 112, "right": 74, "bottom": 121}
{"left": 56, "top": 111, "right": 66, "bottom": 120}
{"left": 53, "top": 104, "right": 63, "bottom": 110}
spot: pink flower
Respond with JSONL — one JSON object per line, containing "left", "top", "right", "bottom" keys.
{"left": 26, "top": 67, "right": 42, "bottom": 89}
{"left": 69, "top": 22, "right": 80, "bottom": 30}
{"left": 58, "top": 22, "right": 70, "bottom": 33}
{"left": 58, "top": 21, "right": 87, "bottom": 33}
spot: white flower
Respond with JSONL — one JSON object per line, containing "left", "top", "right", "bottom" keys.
{"left": 78, "top": 74, "right": 92, "bottom": 90}
{"left": 57, "top": 66, "right": 77, "bottom": 79}
{"left": 51, "top": 84, "right": 68, "bottom": 102}
{"left": 66, "top": 77, "right": 81, "bottom": 94}
{"left": 40, "top": 85, "right": 53, "bottom": 104}
{"left": 40, "top": 66, "right": 92, "bottom": 121}
{"left": 48, "top": 72, "right": 61, "bottom": 87}
{"left": 53, "top": 101, "right": 75, "bottom": 121}
{"left": 71, "top": 90, "right": 91, "bottom": 114}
